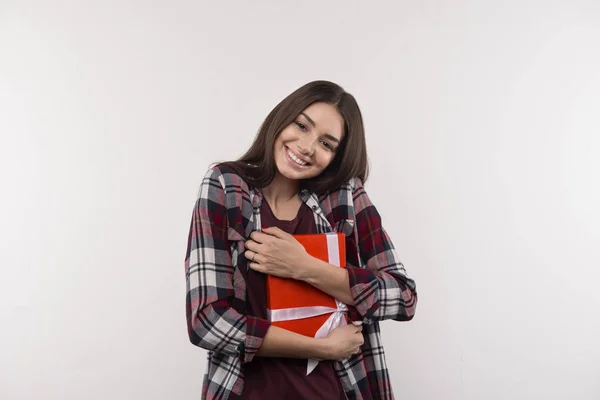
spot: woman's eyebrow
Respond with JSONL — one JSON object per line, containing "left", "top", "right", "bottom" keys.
{"left": 323, "top": 134, "right": 340, "bottom": 144}
{"left": 300, "top": 112, "right": 340, "bottom": 143}
{"left": 300, "top": 112, "right": 316, "bottom": 127}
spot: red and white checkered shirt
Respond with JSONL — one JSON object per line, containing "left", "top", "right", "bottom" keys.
{"left": 185, "top": 165, "right": 417, "bottom": 399}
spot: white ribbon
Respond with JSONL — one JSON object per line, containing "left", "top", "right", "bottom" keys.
{"left": 267, "top": 233, "right": 348, "bottom": 375}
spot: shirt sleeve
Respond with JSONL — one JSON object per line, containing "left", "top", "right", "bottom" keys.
{"left": 185, "top": 167, "right": 270, "bottom": 363}
{"left": 345, "top": 177, "right": 418, "bottom": 324}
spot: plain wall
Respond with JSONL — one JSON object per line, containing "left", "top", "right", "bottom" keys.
{"left": 1, "top": 1, "right": 599, "bottom": 399}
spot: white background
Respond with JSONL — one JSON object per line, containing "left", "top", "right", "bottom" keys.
{"left": 1, "top": 1, "right": 599, "bottom": 399}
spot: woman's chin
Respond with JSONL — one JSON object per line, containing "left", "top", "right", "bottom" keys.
{"left": 280, "top": 169, "right": 306, "bottom": 181}
{"left": 277, "top": 165, "right": 315, "bottom": 181}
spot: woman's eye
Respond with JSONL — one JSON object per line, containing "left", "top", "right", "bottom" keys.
{"left": 295, "top": 122, "right": 307, "bottom": 132}
{"left": 321, "top": 141, "right": 333, "bottom": 150}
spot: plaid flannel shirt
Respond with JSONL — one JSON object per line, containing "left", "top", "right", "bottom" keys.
{"left": 185, "top": 165, "right": 417, "bottom": 400}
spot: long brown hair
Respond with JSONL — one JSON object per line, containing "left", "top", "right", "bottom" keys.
{"left": 218, "top": 80, "right": 369, "bottom": 195}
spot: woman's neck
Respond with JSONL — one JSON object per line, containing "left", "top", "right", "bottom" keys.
{"left": 262, "top": 172, "right": 300, "bottom": 206}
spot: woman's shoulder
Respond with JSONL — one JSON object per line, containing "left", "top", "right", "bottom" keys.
{"left": 320, "top": 176, "right": 364, "bottom": 199}
{"left": 202, "top": 163, "right": 252, "bottom": 192}
{"left": 320, "top": 175, "right": 374, "bottom": 214}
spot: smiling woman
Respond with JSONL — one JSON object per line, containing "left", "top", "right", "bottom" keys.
{"left": 273, "top": 103, "right": 343, "bottom": 180}
{"left": 184, "top": 80, "right": 418, "bottom": 400}
{"left": 219, "top": 81, "right": 369, "bottom": 196}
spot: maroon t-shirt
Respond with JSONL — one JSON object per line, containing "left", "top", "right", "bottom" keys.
{"left": 240, "top": 199, "right": 346, "bottom": 400}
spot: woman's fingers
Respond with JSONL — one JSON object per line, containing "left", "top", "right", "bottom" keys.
{"left": 244, "top": 250, "right": 260, "bottom": 263}
{"left": 249, "top": 230, "right": 273, "bottom": 244}
{"left": 262, "top": 227, "right": 291, "bottom": 240}
{"left": 245, "top": 239, "right": 260, "bottom": 252}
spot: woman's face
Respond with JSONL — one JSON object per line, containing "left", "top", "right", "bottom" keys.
{"left": 273, "top": 102, "right": 344, "bottom": 182}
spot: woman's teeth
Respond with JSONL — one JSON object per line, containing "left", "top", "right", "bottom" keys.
{"left": 287, "top": 149, "right": 308, "bottom": 166}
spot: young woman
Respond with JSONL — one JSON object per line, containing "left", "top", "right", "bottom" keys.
{"left": 185, "top": 81, "right": 417, "bottom": 400}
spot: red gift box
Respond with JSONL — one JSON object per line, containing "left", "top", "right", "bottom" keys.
{"left": 266, "top": 232, "right": 348, "bottom": 374}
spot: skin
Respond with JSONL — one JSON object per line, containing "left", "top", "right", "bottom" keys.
{"left": 245, "top": 102, "right": 364, "bottom": 361}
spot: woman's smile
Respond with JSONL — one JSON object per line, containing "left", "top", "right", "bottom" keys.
{"left": 285, "top": 146, "right": 311, "bottom": 168}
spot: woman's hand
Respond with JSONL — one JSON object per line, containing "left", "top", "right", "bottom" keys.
{"left": 244, "top": 227, "right": 310, "bottom": 279}
{"left": 322, "top": 324, "right": 364, "bottom": 361}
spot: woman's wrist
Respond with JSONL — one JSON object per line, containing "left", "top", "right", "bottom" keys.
{"left": 296, "top": 254, "right": 356, "bottom": 306}
{"left": 314, "top": 337, "right": 332, "bottom": 360}
{"left": 257, "top": 325, "right": 333, "bottom": 360}
{"left": 295, "top": 253, "right": 320, "bottom": 282}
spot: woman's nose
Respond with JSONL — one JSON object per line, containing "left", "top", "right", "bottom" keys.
{"left": 298, "top": 137, "right": 315, "bottom": 156}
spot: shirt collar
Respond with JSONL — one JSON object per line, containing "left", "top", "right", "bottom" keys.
{"left": 251, "top": 187, "right": 332, "bottom": 229}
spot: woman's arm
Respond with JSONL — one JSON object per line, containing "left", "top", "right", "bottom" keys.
{"left": 257, "top": 325, "right": 327, "bottom": 359}
{"left": 258, "top": 324, "right": 364, "bottom": 361}
{"left": 186, "top": 167, "right": 269, "bottom": 364}
{"left": 299, "top": 178, "right": 417, "bottom": 325}
{"left": 300, "top": 257, "right": 355, "bottom": 306}
{"left": 346, "top": 177, "right": 417, "bottom": 323}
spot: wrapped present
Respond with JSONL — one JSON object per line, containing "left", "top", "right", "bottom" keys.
{"left": 266, "top": 232, "right": 348, "bottom": 375}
